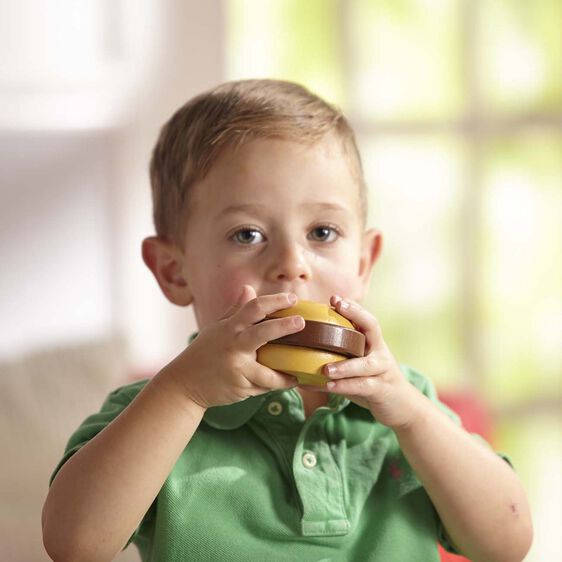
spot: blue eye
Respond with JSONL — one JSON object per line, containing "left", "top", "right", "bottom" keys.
{"left": 232, "top": 229, "right": 265, "bottom": 245}
{"left": 308, "top": 225, "right": 339, "bottom": 242}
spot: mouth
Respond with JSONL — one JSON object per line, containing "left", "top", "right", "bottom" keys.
{"left": 260, "top": 289, "right": 321, "bottom": 303}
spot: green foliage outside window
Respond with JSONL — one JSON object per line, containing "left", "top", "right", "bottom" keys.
{"left": 226, "top": 9, "right": 561, "bottom": 548}
{"left": 226, "top": 0, "right": 561, "bottom": 413}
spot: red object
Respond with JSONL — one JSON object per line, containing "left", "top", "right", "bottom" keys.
{"left": 438, "top": 390, "right": 494, "bottom": 442}
{"left": 436, "top": 390, "right": 494, "bottom": 562}
{"left": 438, "top": 544, "right": 472, "bottom": 562}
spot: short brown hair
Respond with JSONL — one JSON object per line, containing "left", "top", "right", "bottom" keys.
{"left": 149, "top": 79, "right": 366, "bottom": 245}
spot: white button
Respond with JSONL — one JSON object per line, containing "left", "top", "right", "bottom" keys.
{"left": 267, "top": 401, "right": 283, "bottom": 416}
{"left": 302, "top": 452, "right": 317, "bottom": 468}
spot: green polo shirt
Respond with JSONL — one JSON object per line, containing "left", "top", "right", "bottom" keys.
{"left": 51, "top": 366, "right": 467, "bottom": 561}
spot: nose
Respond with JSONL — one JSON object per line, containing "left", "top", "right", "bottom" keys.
{"left": 266, "top": 240, "right": 312, "bottom": 284}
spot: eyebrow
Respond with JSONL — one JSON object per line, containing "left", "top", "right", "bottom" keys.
{"left": 216, "top": 201, "right": 350, "bottom": 219}
{"left": 302, "top": 202, "right": 350, "bottom": 213}
{"left": 216, "top": 204, "right": 268, "bottom": 218}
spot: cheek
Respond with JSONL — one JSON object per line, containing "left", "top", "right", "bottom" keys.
{"left": 310, "top": 264, "right": 356, "bottom": 301}
{"left": 328, "top": 278, "right": 358, "bottom": 299}
{"left": 315, "top": 252, "right": 362, "bottom": 296}
{"left": 213, "top": 266, "right": 256, "bottom": 310}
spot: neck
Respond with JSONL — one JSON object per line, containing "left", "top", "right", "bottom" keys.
{"left": 296, "top": 387, "right": 329, "bottom": 418}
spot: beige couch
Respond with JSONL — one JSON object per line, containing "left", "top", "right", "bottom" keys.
{"left": 0, "top": 337, "right": 141, "bottom": 561}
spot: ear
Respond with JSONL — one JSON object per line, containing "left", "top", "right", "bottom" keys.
{"left": 357, "top": 228, "right": 383, "bottom": 299}
{"left": 141, "top": 236, "right": 193, "bottom": 306}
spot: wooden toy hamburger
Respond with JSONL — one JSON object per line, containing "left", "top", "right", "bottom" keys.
{"left": 257, "top": 300, "right": 366, "bottom": 386}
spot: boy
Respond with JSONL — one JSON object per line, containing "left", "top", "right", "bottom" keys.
{"left": 43, "top": 80, "right": 532, "bottom": 562}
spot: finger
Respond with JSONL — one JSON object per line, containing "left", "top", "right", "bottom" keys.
{"left": 324, "top": 355, "right": 385, "bottom": 380}
{"left": 330, "top": 296, "right": 383, "bottom": 354}
{"left": 231, "top": 292, "right": 297, "bottom": 331}
{"left": 274, "top": 371, "right": 300, "bottom": 389}
{"left": 221, "top": 284, "right": 257, "bottom": 320}
{"left": 249, "top": 365, "right": 298, "bottom": 391}
{"left": 239, "top": 315, "right": 304, "bottom": 350}
{"left": 326, "top": 375, "right": 382, "bottom": 397}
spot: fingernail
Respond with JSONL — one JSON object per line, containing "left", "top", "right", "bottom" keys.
{"left": 339, "top": 299, "right": 349, "bottom": 309}
{"left": 326, "top": 364, "right": 336, "bottom": 377}
{"left": 288, "top": 293, "right": 297, "bottom": 304}
{"left": 326, "top": 381, "right": 336, "bottom": 390}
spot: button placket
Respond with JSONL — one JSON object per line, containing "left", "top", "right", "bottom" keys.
{"left": 267, "top": 401, "right": 283, "bottom": 416}
{"left": 292, "top": 411, "right": 350, "bottom": 536}
{"left": 302, "top": 451, "right": 317, "bottom": 468}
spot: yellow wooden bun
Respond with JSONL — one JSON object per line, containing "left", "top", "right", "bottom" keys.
{"left": 256, "top": 300, "right": 352, "bottom": 386}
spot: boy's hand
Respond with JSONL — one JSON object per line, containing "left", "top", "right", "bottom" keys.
{"left": 166, "top": 285, "right": 304, "bottom": 409}
{"left": 304, "top": 296, "right": 422, "bottom": 430}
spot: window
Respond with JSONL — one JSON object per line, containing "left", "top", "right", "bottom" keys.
{"left": 226, "top": 0, "right": 561, "bottom": 398}
{"left": 226, "top": 4, "right": 561, "bottom": 557}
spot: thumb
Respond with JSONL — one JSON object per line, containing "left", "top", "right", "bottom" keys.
{"left": 221, "top": 284, "right": 256, "bottom": 319}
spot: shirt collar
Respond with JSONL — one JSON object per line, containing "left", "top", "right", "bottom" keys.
{"left": 188, "top": 332, "right": 352, "bottom": 430}
{"left": 203, "top": 391, "right": 351, "bottom": 430}
{"left": 203, "top": 394, "right": 268, "bottom": 430}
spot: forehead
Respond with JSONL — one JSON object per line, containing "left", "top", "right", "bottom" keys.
{"left": 189, "top": 135, "right": 362, "bottom": 219}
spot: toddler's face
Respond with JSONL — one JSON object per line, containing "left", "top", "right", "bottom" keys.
{"left": 180, "top": 135, "right": 381, "bottom": 329}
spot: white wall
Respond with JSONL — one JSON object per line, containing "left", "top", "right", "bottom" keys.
{"left": 0, "top": 132, "right": 114, "bottom": 358}
{"left": 0, "top": 0, "right": 225, "bottom": 372}
{"left": 110, "top": 0, "right": 225, "bottom": 373}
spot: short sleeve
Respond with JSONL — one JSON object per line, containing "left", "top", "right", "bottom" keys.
{"left": 48, "top": 379, "right": 150, "bottom": 548}
{"left": 49, "top": 379, "right": 149, "bottom": 485}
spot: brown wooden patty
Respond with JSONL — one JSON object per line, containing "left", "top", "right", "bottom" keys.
{"left": 268, "top": 319, "right": 365, "bottom": 358}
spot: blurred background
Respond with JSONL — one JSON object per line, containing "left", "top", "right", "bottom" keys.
{"left": 0, "top": 1, "right": 560, "bottom": 560}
